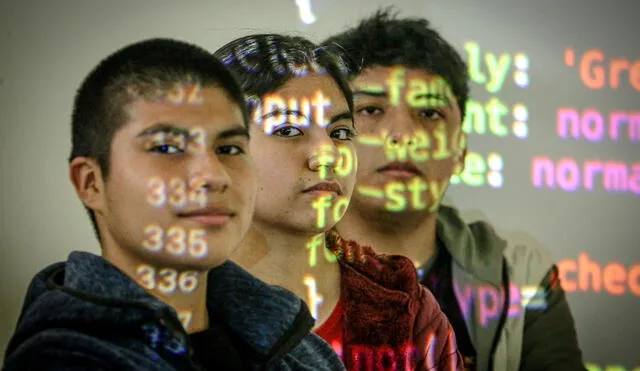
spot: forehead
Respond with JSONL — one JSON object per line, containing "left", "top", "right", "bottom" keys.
{"left": 351, "top": 65, "right": 462, "bottom": 123}
{"left": 124, "top": 86, "right": 244, "bottom": 132}
{"left": 352, "top": 66, "right": 452, "bottom": 94}
{"left": 273, "top": 74, "right": 348, "bottom": 107}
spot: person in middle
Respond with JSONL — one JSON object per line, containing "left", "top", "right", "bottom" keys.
{"left": 214, "top": 33, "right": 463, "bottom": 371}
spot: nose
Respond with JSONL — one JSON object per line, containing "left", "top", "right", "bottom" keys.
{"left": 187, "top": 152, "right": 231, "bottom": 196}
{"left": 386, "top": 132, "right": 415, "bottom": 147}
{"left": 384, "top": 107, "right": 416, "bottom": 144}
{"left": 308, "top": 141, "right": 340, "bottom": 180}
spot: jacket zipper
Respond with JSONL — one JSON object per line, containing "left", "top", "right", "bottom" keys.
{"left": 487, "top": 260, "right": 510, "bottom": 371}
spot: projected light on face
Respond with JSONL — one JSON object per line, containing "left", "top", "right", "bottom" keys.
{"left": 351, "top": 66, "right": 468, "bottom": 213}
{"left": 249, "top": 74, "right": 356, "bottom": 235}
{"left": 141, "top": 120, "right": 214, "bottom": 270}
{"left": 146, "top": 176, "right": 208, "bottom": 210}
{"left": 141, "top": 225, "right": 209, "bottom": 258}
{"left": 245, "top": 70, "right": 356, "bottom": 327}
{"left": 306, "top": 233, "right": 337, "bottom": 268}
{"left": 255, "top": 90, "right": 332, "bottom": 134}
{"left": 154, "top": 82, "right": 205, "bottom": 105}
{"left": 110, "top": 81, "right": 255, "bottom": 333}
{"left": 135, "top": 265, "right": 200, "bottom": 295}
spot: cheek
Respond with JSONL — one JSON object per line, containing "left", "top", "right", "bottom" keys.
{"left": 237, "top": 181, "right": 257, "bottom": 226}
{"left": 249, "top": 144, "right": 272, "bottom": 182}
{"left": 106, "top": 167, "right": 148, "bottom": 206}
{"left": 250, "top": 139, "right": 300, "bottom": 195}
{"left": 231, "top": 161, "right": 257, "bottom": 197}
{"left": 105, "top": 152, "right": 178, "bottom": 225}
{"left": 353, "top": 143, "right": 378, "bottom": 173}
{"left": 253, "top": 158, "right": 280, "bottom": 194}
{"left": 251, "top": 157, "right": 292, "bottom": 206}
{"left": 103, "top": 173, "right": 159, "bottom": 238}
{"left": 341, "top": 171, "right": 357, "bottom": 200}
{"left": 335, "top": 144, "right": 358, "bottom": 194}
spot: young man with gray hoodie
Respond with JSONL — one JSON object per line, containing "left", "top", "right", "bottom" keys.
{"left": 3, "top": 38, "right": 344, "bottom": 371}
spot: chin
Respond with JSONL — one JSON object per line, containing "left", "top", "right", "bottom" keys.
{"left": 176, "top": 254, "right": 230, "bottom": 271}
{"left": 199, "top": 255, "right": 229, "bottom": 270}
{"left": 141, "top": 245, "right": 230, "bottom": 270}
{"left": 350, "top": 192, "right": 387, "bottom": 210}
{"left": 309, "top": 224, "right": 335, "bottom": 235}
{"left": 302, "top": 209, "right": 342, "bottom": 233}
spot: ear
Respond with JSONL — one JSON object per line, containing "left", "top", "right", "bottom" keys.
{"left": 69, "top": 157, "right": 107, "bottom": 213}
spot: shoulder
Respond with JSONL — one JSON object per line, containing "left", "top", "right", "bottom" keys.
{"left": 439, "top": 206, "right": 555, "bottom": 286}
{"left": 413, "top": 286, "right": 462, "bottom": 370}
{"left": 468, "top": 218, "right": 555, "bottom": 286}
{"left": 413, "top": 290, "right": 451, "bottom": 357}
{"left": 4, "top": 328, "right": 122, "bottom": 370}
{"left": 280, "top": 332, "right": 346, "bottom": 370}
{"left": 414, "top": 285, "right": 452, "bottom": 338}
{"left": 4, "top": 327, "right": 173, "bottom": 371}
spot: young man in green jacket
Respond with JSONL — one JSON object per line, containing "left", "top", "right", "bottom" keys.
{"left": 322, "top": 8, "right": 586, "bottom": 371}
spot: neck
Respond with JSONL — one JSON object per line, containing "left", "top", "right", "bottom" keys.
{"left": 101, "top": 237, "right": 210, "bottom": 334}
{"left": 233, "top": 222, "right": 341, "bottom": 326}
{"left": 336, "top": 205, "right": 438, "bottom": 267}
{"left": 233, "top": 223, "right": 313, "bottom": 276}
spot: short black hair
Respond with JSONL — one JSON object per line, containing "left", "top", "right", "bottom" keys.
{"left": 321, "top": 7, "right": 469, "bottom": 120}
{"left": 69, "top": 38, "right": 248, "bottom": 241}
{"left": 214, "top": 33, "right": 354, "bottom": 120}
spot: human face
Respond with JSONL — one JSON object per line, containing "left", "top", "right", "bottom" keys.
{"left": 249, "top": 74, "right": 356, "bottom": 234}
{"left": 349, "top": 66, "right": 467, "bottom": 214}
{"left": 96, "top": 85, "right": 256, "bottom": 270}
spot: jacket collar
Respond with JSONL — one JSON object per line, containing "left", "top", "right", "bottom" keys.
{"left": 206, "top": 260, "right": 313, "bottom": 359}
{"left": 40, "top": 253, "right": 311, "bottom": 360}
{"left": 325, "top": 230, "right": 420, "bottom": 298}
{"left": 436, "top": 205, "right": 506, "bottom": 286}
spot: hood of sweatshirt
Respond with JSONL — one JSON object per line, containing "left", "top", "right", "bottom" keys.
{"left": 325, "top": 230, "right": 461, "bottom": 370}
{"left": 436, "top": 205, "right": 508, "bottom": 286}
{"left": 4, "top": 251, "right": 319, "bottom": 370}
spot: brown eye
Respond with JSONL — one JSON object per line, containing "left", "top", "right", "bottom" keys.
{"left": 215, "top": 145, "right": 244, "bottom": 155}
{"left": 330, "top": 128, "right": 355, "bottom": 140}
{"left": 273, "top": 126, "right": 303, "bottom": 137}
{"left": 150, "top": 144, "right": 183, "bottom": 154}
{"left": 356, "top": 106, "right": 383, "bottom": 116}
{"left": 420, "top": 109, "right": 443, "bottom": 120}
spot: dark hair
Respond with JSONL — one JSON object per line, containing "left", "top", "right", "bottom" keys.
{"left": 69, "top": 38, "right": 248, "bottom": 241}
{"left": 214, "top": 33, "right": 354, "bottom": 120}
{"left": 321, "top": 7, "right": 469, "bottom": 120}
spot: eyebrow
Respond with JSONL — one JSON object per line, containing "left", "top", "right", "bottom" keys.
{"left": 136, "top": 123, "right": 190, "bottom": 138}
{"left": 412, "top": 93, "right": 451, "bottom": 107}
{"left": 136, "top": 123, "right": 250, "bottom": 140}
{"left": 261, "top": 108, "right": 353, "bottom": 127}
{"left": 353, "top": 90, "right": 451, "bottom": 108}
{"left": 217, "top": 126, "right": 250, "bottom": 140}
{"left": 352, "top": 89, "right": 387, "bottom": 99}
{"left": 261, "top": 109, "right": 309, "bottom": 122}
{"left": 328, "top": 111, "right": 354, "bottom": 125}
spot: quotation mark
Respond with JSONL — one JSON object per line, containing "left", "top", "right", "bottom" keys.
{"left": 295, "top": 0, "right": 316, "bottom": 24}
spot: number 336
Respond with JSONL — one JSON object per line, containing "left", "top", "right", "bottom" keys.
{"left": 136, "top": 265, "right": 199, "bottom": 294}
